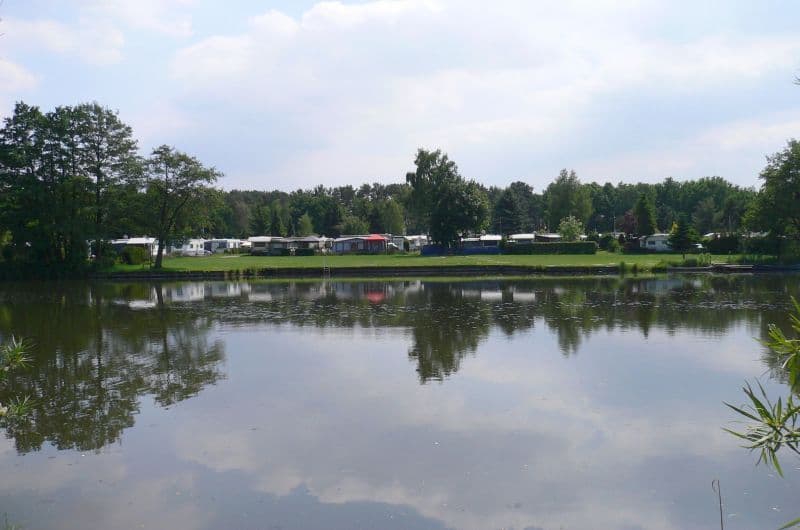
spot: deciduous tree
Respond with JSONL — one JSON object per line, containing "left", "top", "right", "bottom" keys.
{"left": 544, "top": 169, "right": 592, "bottom": 229}
{"left": 144, "top": 145, "right": 221, "bottom": 268}
{"left": 633, "top": 193, "right": 657, "bottom": 236}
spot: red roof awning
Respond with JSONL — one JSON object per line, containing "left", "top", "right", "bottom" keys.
{"left": 365, "top": 234, "right": 386, "bottom": 241}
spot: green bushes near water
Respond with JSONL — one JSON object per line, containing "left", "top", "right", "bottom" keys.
{"left": 677, "top": 253, "right": 713, "bottom": 267}
{"left": 120, "top": 246, "right": 149, "bottom": 265}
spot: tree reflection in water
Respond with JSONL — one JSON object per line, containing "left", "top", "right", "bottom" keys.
{"left": 0, "top": 274, "right": 797, "bottom": 453}
{"left": 0, "top": 283, "right": 225, "bottom": 453}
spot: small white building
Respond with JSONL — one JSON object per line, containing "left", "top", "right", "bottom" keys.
{"left": 170, "top": 239, "right": 207, "bottom": 256}
{"left": 285, "top": 235, "right": 329, "bottom": 252}
{"left": 509, "top": 233, "right": 536, "bottom": 243}
{"left": 204, "top": 239, "right": 243, "bottom": 254}
{"left": 248, "top": 236, "right": 287, "bottom": 256}
{"left": 110, "top": 237, "right": 159, "bottom": 257}
{"left": 390, "top": 235, "right": 429, "bottom": 251}
{"left": 535, "top": 233, "right": 562, "bottom": 242}
{"left": 461, "top": 234, "right": 502, "bottom": 248}
{"left": 639, "top": 233, "right": 672, "bottom": 252}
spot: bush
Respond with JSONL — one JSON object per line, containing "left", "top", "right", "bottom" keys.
{"left": 93, "top": 253, "right": 117, "bottom": 270}
{"left": 505, "top": 242, "right": 597, "bottom": 255}
{"left": 679, "top": 253, "right": 713, "bottom": 267}
{"left": 120, "top": 246, "right": 149, "bottom": 265}
{"left": 294, "top": 248, "right": 315, "bottom": 256}
{"left": 598, "top": 234, "right": 615, "bottom": 250}
{"left": 557, "top": 216, "right": 583, "bottom": 242}
{"left": 742, "top": 236, "right": 780, "bottom": 255}
{"left": 91, "top": 241, "right": 118, "bottom": 269}
{"left": 623, "top": 241, "right": 649, "bottom": 253}
{"left": 706, "top": 235, "right": 741, "bottom": 254}
{"left": 607, "top": 238, "right": 621, "bottom": 253}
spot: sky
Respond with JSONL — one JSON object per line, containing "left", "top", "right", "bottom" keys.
{"left": 1, "top": 0, "right": 799, "bottom": 191}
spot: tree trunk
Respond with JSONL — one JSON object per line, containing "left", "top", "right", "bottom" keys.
{"left": 155, "top": 236, "right": 166, "bottom": 269}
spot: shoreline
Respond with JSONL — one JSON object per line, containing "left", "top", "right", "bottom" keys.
{"left": 85, "top": 263, "right": 800, "bottom": 281}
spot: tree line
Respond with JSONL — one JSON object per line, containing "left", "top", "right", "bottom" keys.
{"left": 1, "top": 101, "right": 798, "bottom": 270}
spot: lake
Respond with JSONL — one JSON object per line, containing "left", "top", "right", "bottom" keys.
{"left": 1, "top": 275, "right": 799, "bottom": 530}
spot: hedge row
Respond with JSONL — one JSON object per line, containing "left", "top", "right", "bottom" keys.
{"left": 705, "top": 236, "right": 740, "bottom": 254}
{"left": 505, "top": 242, "right": 598, "bottom": 255}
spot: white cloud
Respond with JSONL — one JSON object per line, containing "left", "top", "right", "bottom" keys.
{"left": 580, "top": 111, "right": 800, "bottom": 184}
{"left": 0, "top": 58, "right": 38, "bottom": 92}
{"left": 165, "top": 325, "right": 761, "bottom": 530}
{"left": 161, "top": 0, "right": 800, "bottom": 189}
{"left": 3, "top": 17, "right": 125, "bottom": 65}
{"left": 81, "top": 0, "right": 195, "bottom": 38}
{"left": 0, "top": 59, "right": 38, "bottom": 112}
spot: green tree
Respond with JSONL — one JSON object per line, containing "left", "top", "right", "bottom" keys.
{"left": 406, "top": 149, "right": 488, "bottom": 246}
{"left": 341, "top": 215, "right": 369, "bottom": 235}
{"left": 632, "top": 193, "right": 657, "bottom": 236}
{"left": 249, "top": 205, "right": 270, "bottom": 236}
{"left": 430, "top": 179, "right": 489, "bottom": 246}
{"left": 691, "top": 196, "right": 716, "bottom": 235}
{"left": 144, "top": 145, "right": 221, "bottom": 268}
{"left": 668, "top": 217, "right": 698, "bottom": 258}
{"left": 377, "top": 199, "right": 405, "bottom": 235}
{"left": 544, "top": 169, "right": 592, "bottom": 229}
{"left": 746, "top": 140, "right": 800, "bottom": 250}
{"left": 405, "top": 148, "right": 449, "bottom": 233}
{"left": 0, "top": 103, "right": 91, "bottom": 267}
{"left": 557, "top": 216, "right": 583, "bottom": 242}
{"left": 494, "top": 187, "right": 528, "bottom": 235}
{"left": 74, "top": 102, "right": 140, "bottom": 258}
{"left": 268, "top": 201, "right": 286, "bottom": 236}
{"left": 296, "top": 212, "right": 314, "bottom": 236}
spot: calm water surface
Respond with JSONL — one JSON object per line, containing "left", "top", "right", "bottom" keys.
{"left": 1, "top": 275, "right": 799, "bottom": 530}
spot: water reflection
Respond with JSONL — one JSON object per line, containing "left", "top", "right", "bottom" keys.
{"left": 1, "top": 275, "right": 800, "bottom": 530}
{"left": 0, "top": 275, "right": 796, "bottom": 452}
{"left": 0, "top": 283, "right": 225, "bottom": 452}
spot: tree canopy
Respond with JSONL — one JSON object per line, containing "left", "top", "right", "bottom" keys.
{"left": 746, "top": 140, "right": 800, "bottom": 247}
{"left": 406, "top": 149, "right": 489, "bottom": 246}
{"left": 145, "top": 145, "right": 221, "bottom": 268}
{"left": 558, "top": 216, "right": 583, "bottom": 242}
{"left": 668, "top": 217, "right": 698, "bottom": 258}
{"left": 544, "top": 169, "right": 592, "bottom": 230}
{"left": 2, "top": 99, "right": 793, "bottom": 273}
{"left": 633, "top": 193, "right": 658, "bottom": 236}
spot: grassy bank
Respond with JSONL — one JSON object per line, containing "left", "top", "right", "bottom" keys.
{"left": 108, "top": 252, "right": 707, "bottom": 273}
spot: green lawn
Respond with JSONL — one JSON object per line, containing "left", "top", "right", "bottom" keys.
{"left": 109, "top": 252, "right": 712, "bottom": 273}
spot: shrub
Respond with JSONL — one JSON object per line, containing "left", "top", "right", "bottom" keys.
{"left": 742, "top": 236, "right": 780, "bottom": 255}
{"left": 557, "top": 216, "right": 583, "bottom": 242}
{"left": 679, "top": 253, "right": 713, "bottom": 267}
{"left": 294, "top": 248, "right": 315, "bottom": 256}
{"left": 505, "top": 242, "right": 597, "bottom": 255}
{"left": 623, "top": 241, "right": 649, "bottom": 253}
{"left": 706, "top": 235, "right": 741, "bottom": 254}
{"left": 598, "top": 234, "right": 615, "bottom": 250}
{"left": 607, "top": 238, "right": 621, "bottom": 253}
{"left": 120, "top": 246, "right": 149, "bottom": 265}
{"left": 93, "top": 253, "right": 117, "bottom": 270}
